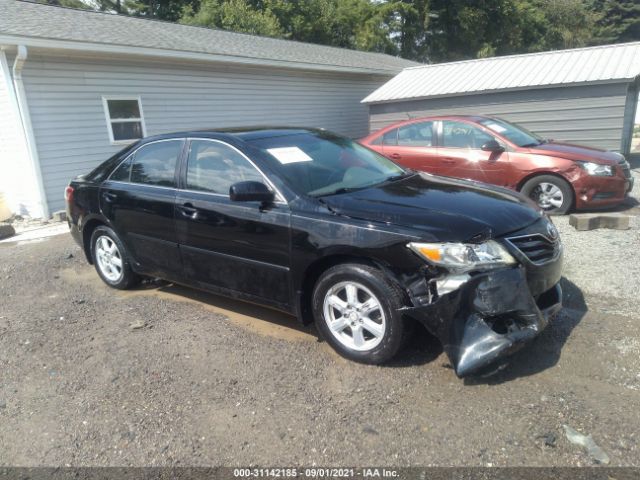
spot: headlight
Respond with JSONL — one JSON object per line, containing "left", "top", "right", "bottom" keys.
{"left": 577, "top": 161, "right": 613, "bottom": 176}
{"left": 408, "top": 240, "right": 516, "bottom": 272}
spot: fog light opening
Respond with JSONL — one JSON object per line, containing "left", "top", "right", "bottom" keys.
{"left": 485, "top": 314, "right": 518, "bottom": 335}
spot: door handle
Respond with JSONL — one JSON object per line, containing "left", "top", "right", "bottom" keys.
{"left": 178, "top": 202, "right": 198, "bottom": 218}
{"left": 390, "top": 153, "right": 401, "bottom": 159}
{"left": 442, "top": 158, "right": 456, "bottom": 164}
{"left": 102, "top": 191, "right": 118, "bottom": 202}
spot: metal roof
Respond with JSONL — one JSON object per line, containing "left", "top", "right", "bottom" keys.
{"left": 0, "top": 0, "right": 417, "bottom": 75}
{"left": 362, "top": 42, "right": 640, "bottom": 103}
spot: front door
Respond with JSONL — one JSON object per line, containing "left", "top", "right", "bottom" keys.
{"left": 100, "top": 139, "right": 184, "bottom": 278}
{"left": 175, "top": 139, "right": 291, "bottom": 308}
{"left": 437, "top": 120, "right": 510, "bottom": 186}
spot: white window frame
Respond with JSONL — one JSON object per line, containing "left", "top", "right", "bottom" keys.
{"left": 102, "top": 96, "right": 147, "bottom": 145}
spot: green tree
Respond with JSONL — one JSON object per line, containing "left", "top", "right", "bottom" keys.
{"left": 181, "top": 0, "right": 392, "bottom": 53}
{"left": 533, "top": 0, "right": 602, "bottom": 50}
{"left": 424, "top": 0, "right": 540, "bottom": 61}
{"left": 93, "top": 0, "right": 200, "bottom": 20}
{"left": 591, "top": 0, "right": 640, "bottom": 43}
{"left": 257, "top": 0, "right": 386, "bottom": 50}
{"left": 422, "top": 0, "right": 602, "bottom": 61}
{"left": 37, "top": 0, "right": 637, "bottom": 62}
{"left": 181, "top": 0, "right": 282, "bottom": 37}
{"left": 372, "top": 0, "right": 429, "bottom": 60}
{"left": 336, "top": 0, "right": 395, "bottom": 53}
{"left": 135, "top": 0, "right": 201, "bottom": 21}
{"left": 36, "top": 0, "right": 92, "bottom": 9}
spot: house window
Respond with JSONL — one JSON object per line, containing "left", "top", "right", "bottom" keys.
{"left": 102, "top": 97, "right": 146, "bottom": 144}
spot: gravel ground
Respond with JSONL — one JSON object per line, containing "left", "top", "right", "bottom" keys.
{"left": 0, "top": 171, "right": 639, "bottom": 467}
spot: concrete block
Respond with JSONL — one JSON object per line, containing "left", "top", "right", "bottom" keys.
{"left": 569, "top": 213, "right": 630, "bottom": 231}
{"left": 52, "top": 210, "right": 67, "bottom": 222}
{"left": 0, "top": 224, "right": 15, "bottom": 240}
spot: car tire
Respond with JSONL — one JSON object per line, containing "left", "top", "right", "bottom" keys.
{"left": 312, "top": 263, "right": 407, "bottom": 364}
{"left": 90, "top": 225, "right": 139, "bottom": 290}
{"left": 520, "top": 175, "right": 574, "bottom": 214}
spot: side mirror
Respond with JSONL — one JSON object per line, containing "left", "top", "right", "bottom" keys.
{"left": 481, "top": 140, "right": 505, "bottom": 153}
{"left": 229, "top": 181, "right": 274, "bottom": 203}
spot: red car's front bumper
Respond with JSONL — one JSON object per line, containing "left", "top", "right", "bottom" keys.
{"left": 572, "top": 168, "right": 634, "bottom": 210}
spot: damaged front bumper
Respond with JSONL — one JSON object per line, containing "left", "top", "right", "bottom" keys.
{"left": 404, "top": 267, "right": 562, "bottom": 377}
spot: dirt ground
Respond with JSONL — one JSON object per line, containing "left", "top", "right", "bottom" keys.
{"left": 1, "top": 207, "right": 639, "bottom": 466}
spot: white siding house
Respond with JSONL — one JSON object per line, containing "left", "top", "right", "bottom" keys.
{"left": 0, "top": 0, "right": 415, "bottom": 218}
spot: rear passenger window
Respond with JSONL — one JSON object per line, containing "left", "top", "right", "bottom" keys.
{"left": 130, "top": 140, "right": 183, "bottom": 187}
{"left": 186, "top": 140, "right": 263, "bottom": 195}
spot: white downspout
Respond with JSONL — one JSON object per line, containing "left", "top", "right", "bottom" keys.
{"left": 12, "top": 45, "right": 49, "bottom": 219}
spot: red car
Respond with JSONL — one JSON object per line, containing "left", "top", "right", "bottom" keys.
{"left": 360, "top": 115, "right": 634, "bottom": 214}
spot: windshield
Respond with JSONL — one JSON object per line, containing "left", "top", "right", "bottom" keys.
{"left": 247, "top": 131, "right": 406, "bottom": 197}
{"left": 478, "top": 118, "right": 544, "bottom": 147}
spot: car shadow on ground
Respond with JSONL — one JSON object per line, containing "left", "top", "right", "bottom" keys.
{"left": 134, "top": 277, "right": 447, "bottom": 366}
{"left": 463, "top": 277, "right": 587, "bottom": 385}
{"left": 386, "top": 319, "right": 445, "bottom": 368}
{"left": 133, "top": 277, "right": 316, "bottom": 338}
{"left": 577, "top": 195, "right": 640, "bottom": 215}
{"left": 131, "top": 276, "right": 586, "bottom": 381}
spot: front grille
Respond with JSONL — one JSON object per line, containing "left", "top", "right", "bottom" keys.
{"left": 594, "top": 192, "right": 615, "bottom": 199}
{"left": 506, "top": 234, "right": 559, "bottom": 264}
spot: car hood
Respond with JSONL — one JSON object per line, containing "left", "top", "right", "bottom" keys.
{"left": 321, "top": 173, "right": 543, "bottom": 242}
{"left": 528, "top": 141, "right": 623, "bottom": 164}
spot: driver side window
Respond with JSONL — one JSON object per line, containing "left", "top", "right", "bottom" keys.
{"left": 442, "top": 121, "right": 494, "bottom": 149}
{"left": 186, "top": 140, "right": 263, "bottom": 195}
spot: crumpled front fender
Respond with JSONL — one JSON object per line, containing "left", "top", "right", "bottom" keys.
{"left": 404, "top": 267, "right": 562, "bottom": 377}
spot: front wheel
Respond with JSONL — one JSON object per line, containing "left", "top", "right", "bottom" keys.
{"left": 312, "top": 263, "right": 407, "bottom": 364}
{"left": 520, "top": 175, "right": 574, "bottom": 214}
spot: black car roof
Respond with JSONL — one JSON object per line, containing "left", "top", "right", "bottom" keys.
{"left": 144, "top": 127, "right": 323, "bottom": 143}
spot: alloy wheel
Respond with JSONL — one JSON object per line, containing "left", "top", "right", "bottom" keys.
{"left": 95, "top": 235, "right": 124, "bottom": 283}
{"left": 322, "top": 281, "right": 386, "bottom": 351}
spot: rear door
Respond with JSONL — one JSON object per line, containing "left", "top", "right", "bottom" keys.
{"left": 380, "top": 121, "right": 440, "bottom": 173}
{"left": 437, "top": 120, "right": 510, "bottom": 185}
{"left": 100, "top": 139, "right": 185, "bottom": 278}
{"left": 175, "top": 138, "right": 291, "bottom": 308}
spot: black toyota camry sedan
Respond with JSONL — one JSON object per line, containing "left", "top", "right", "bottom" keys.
{"left": 66, "top": 127, "right": 563, "bottom": 377}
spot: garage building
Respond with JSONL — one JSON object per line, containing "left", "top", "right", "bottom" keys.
{"left": 363, "top": 42, "right": 640, "bottom": 159}
{"left": 0, "top": 0, "right": 415, "bottom": 218}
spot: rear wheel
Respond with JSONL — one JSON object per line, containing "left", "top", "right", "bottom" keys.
{"left": 312, "top": 263, "right": 406, "bottom": 364}
{"left": 91, "top": 226, "right": 139, "bottom": 289}
{"left": 521, "top": 175, "right": 573, "bottom": 214}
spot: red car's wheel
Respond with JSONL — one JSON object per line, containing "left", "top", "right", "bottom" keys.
{"left": 521, "top": 175, "right": 574, "bottom": 214}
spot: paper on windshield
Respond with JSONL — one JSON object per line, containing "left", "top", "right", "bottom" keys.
{"left": 484, "top": 122, "right": 507, "bottom": 133}
{"left": 267, "top": 147, "right": 313, "bottom": 164}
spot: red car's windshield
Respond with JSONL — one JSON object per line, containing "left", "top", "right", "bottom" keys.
{"left": 478, "top": 118, "right": 544, "bottom": 148}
